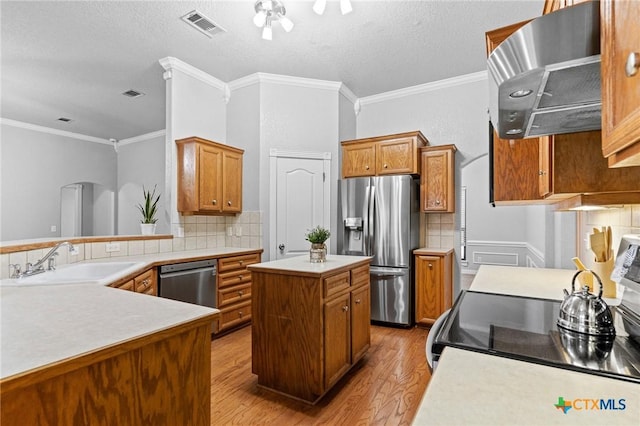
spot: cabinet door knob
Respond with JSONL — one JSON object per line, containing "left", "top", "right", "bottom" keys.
{"left": 342, "top": 305, "right": 349, "bottom": 312}
{"left": 238, "top": 311, "right": 243, "bottom": 317}
{"left": 239, "top": 260, "right": 244, "bottom": 265}
{"left": 212, "top": 199, "right": 217, "bottom": 205}
{"left": 355, "top": 298, "right": 361, "bottom": 304}
{"left": 435, "top": 200, "right": 441, "bottom": 205}
{"left": 238, "top": 290, "right": 244, "bottom": 296}
{"left": 279, "top": 244, "right": 285, "bottom": 251}
{"left": 383, "top": 164, "right": 388, "bottom": 168}
{"left": 428, "top": 263, "right": 433, "bottom": 268}
{"left": 626, "top": 52, "right": 640, "bottom": 77}
{"left": 227, "top": 200, "right": 232, "bottom": 206}
{"left": 365, "top": 165, "right": 370, "bottom": 170}
{"left": 238, "top": 275, "right": 243, "bottom": 280}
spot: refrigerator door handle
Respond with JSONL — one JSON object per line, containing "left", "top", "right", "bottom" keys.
{"left": 370, "top": 266, "right": 407, "bottom": 277}
{"left": 368, "top": 183, "right": 375, "bottom": 256}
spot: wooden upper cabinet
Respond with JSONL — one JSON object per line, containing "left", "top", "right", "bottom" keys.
{"left": 420, "top": 145, "right": 456, "bottom": 213}
{"left": 601, "top": 0, "right": 640, "bottom": 167}
{"left": 542, "top": 0, "right": 590, "bottom": 15}
{"left": 341, "top": 131, "right": 428, "bottom": 178}
{"left": 176, "top": 137, "right": 244, "bottom": 215}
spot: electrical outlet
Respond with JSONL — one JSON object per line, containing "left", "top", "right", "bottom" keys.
{"left": 105, "top": 242, "right": 120, "bottom": 252}
{"left": 585, "top": 232, "right": 591, "bottom": 249}
{"left": 235, "top": 225, "right": 242, "bottom": 237}
{"left": 50, "top": 225, "right": 57, "bottom": 232}
{"left": 227, "top": 226, "right": 233, "bottom": 237}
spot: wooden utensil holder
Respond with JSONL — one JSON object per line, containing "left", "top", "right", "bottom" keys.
{"left": 592, "top": 257, "right": 616, "bottom": 298}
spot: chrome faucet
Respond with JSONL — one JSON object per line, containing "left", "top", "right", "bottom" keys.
{"left": 19, "top": 241, "right": 77, "bottom": 278}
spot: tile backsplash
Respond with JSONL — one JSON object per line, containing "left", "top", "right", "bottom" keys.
{"left": 1, "top": 211, "right": 263, "bottom": 279}
{"left": 578, "top": 205, "right": 640, "bottom": 268}
{"left": 420, "top": 213, "right": 455, "bottom": 249}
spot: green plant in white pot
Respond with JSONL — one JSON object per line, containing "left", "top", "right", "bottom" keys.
{"left": 137, "top": 185, "right": 160, "bottom": 235}
{"left": 305, "top": 225, "right": 330, "bottom": 263}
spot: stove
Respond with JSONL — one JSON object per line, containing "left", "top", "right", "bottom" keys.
{"left": 432, "top": 290, "right": 640, "bottom": 384}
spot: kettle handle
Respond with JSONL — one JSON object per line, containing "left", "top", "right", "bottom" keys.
{"left": 571, "top": 269, "right": 603, "bottom": 297}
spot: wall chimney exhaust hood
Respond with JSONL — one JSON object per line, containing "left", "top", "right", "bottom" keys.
{"left": 488, "top": 1, "right": 601, "bottom": 139}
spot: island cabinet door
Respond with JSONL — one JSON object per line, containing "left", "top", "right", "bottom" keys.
{"left": 351, "top": 285, "right": 371, "bottom": 363}
{"left": 324, "top": 293, "right": 352, "bottom": 389}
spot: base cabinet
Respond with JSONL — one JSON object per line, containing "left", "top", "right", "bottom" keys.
{"left": 414, "top": 249, "right": 453, "bottom": 327}
{"left": 214, "top": 252, "right": 261, "bottom": 334}
{"left": 110, "top": 268, "right": 157, "bottom": 296}
{"left": 250, "top": 258, "right": 371, "bottom": 404}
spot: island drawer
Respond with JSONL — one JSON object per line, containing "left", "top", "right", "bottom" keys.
{"left": 218, "top": 253, "right": 261, "bottom": 272}
{"left": 351, "top": 264, "right": 370, "bottom": 288}
{"left": 134, "top": 268, "right": 156, "bottom": 295}
{"left": 324, "top": 271, "right": 351, "bottom": 298}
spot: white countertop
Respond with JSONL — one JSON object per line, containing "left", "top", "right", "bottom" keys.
{"left": 0, "top": 247, "right": 261, "bottom": 380}
{"left": 0, "top": 285, "right": 218, "bottom": 380}
{"left": 412, "top": 265, "right": 639, "bottom": 425}
{"left": 247, "top": 254, "right": 371, "bottom": 276}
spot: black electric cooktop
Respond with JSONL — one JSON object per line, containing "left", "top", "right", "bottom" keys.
{"left": 432, "top": 291, "right": 640, "bottom": 384}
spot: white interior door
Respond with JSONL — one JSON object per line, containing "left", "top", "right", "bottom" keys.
{"left": 270, "top": 150, "right": 331, "bottom": 260}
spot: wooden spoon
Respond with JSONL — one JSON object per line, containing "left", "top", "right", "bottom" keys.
{"left": 590, "top": 232, "right": 607, "bottom": 262}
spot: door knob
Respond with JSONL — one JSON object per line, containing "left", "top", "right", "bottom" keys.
{"left": 279, "top": 244, "right": 285, "bottom": 251}
{"left": 626, "top": 52, "right": 640, "bottom": 77}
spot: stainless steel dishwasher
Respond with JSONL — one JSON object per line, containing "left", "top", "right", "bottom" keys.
{"left": 159, "top": 259, "right": 217, "bottom": 309}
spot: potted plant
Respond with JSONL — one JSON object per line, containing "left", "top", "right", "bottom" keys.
{"left": 305, "top": 225, "right": 330, "bottom": 263}
{"left": 137, "top": 185, "right": 160, "bottom": 235}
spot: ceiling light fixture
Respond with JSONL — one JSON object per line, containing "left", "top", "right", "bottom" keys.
{"left": 253, "top": 0, "right": 293, "bottom": 40}
{"left": 313, "top": 0, "right": 353, "bottom": 15}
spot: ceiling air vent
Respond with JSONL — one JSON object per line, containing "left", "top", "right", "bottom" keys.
{"left": 122, "top": 89, "right": 145, "bottom": 98}
{"left": 57, "top": 117, "right": 73, "bottom": 123}
{"left": 181, "top": 10, "right": 226, "bottom": 38}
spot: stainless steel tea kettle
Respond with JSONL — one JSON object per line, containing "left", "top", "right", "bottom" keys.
{"left": 557, "top": 269, "right": 616, "bottom": 336}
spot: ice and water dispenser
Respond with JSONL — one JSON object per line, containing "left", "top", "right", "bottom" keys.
{"left": 342, "top": 217, "right": 364, "bottom": 254}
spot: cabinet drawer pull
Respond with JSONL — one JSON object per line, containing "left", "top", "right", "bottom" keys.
{"left": 626, "top": 52, "right": 640, "bottom": 77}
{"left": 228, "top": 200, "right": 232, "bottom": 206}
{"left": 238, "top": 311, "right": 243, "bottom": 317}
{"left": 342, "top": 305, "right": 349, "bottom": 312}
{"left": 238, "top": 290, "right": 244, "bottom": 296}
{"left": 365, "top": 165, "right": 370, "bottom": 170}
{"left": 239, "top": 260, "right": 244, "bottom": 265}
{"left": 383, "top": 164, "right": 388, "bottom": 168}
{"left": 355, "top": 299, "right": 361, "bottom": 304}
{"left": 238, "top": 275, "right": 243, "bottom": 280}
{"left": 212, "top": 199, "right": 217, "bottom": 205}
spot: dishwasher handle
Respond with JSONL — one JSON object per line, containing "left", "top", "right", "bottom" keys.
{"left": 159, "top": 266, "right": 217, "bottom": 279}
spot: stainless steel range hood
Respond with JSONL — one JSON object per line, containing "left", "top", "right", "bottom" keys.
{"left": 488, "top": 1, "right": 601, "bottom": 139}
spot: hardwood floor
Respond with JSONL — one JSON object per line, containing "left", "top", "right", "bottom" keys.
{"left": 210, "top": 324, "right": 431, "bottom": 425}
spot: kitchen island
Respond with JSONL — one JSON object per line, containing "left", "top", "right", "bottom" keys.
{"left": 413, "top": 265, "right": 640, "bottom": 425}
{"left": 248, "top": 254, "right": 371, "bottom": 404}
{"left": 1, "top": 278, "right": 219, "bottom": 425}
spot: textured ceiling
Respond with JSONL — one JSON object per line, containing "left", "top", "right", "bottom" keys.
{"left": 1, "top": 0, "right": 544, "bottom": 141}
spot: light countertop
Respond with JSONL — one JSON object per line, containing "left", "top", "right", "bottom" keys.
{"left": 412, "top": 265, "right": 639, "bottom": 425}
{"left": 247, "top": 254, "right": 371, "bottom": 277}
{"left": 0, "top": 247, "right": 262, "bottom": 381}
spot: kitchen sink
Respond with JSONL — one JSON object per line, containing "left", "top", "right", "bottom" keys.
{"left": 1, "top": 261, "right": 146, "bottom": 287}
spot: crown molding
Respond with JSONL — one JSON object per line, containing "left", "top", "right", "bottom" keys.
{"left": 158, "top": 56, "right": 227, "bottom": 92}
{"left": 120, "top": 129, "right": 166, "bottom": 146}
{"left": 228, "top": 72, "right": 350, "bottom": 94}
{"left": 339, "top": 83, "right": 357, "bottom": 105}
{"left": 0, "top": 118, "right": 110, "bottom": 144}
{"left": 359, "top": 71, "right": 488, "bottom": 106}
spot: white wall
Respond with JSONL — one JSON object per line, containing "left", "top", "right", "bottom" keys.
{"left": 0, "top": 122, "right": 116, "bottom": 241}
{"left": 163, "top": 65, "right": 227, "bottom": 233}
{"left": 117, "top": 134, "right": 167, "bottom": 235}
{"left": 258, "top": 82, "right": 341, "bottom": 259}
{"left": 227, "top": 83, "right": 261, "bottom": 211}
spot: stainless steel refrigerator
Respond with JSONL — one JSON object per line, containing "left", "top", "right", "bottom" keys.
{"left": 337, "top": 175, "right": 420, "bottom": 327}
